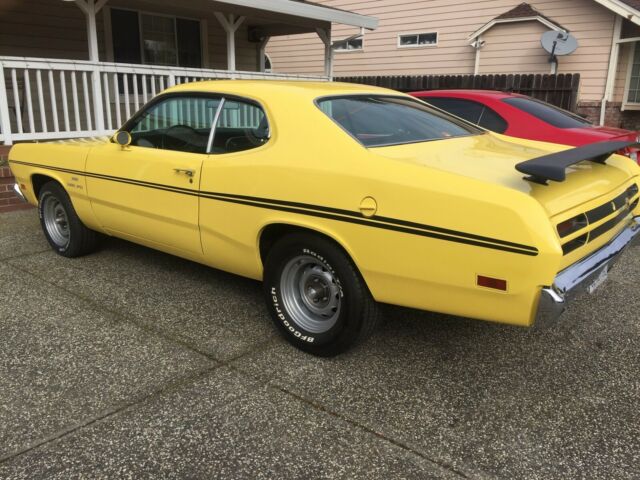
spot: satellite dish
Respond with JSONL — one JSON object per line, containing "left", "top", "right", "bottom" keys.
{"left": 541, "top": 31, "right": 578, "bottom": 56}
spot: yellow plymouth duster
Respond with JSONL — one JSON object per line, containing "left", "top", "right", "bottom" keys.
{"left": 9, "top": 81, "right": 640, "bottom": 355}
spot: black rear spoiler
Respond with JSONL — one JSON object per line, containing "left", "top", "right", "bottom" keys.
{"left": 515, "top": 140, "right": 637, "bottom": 185}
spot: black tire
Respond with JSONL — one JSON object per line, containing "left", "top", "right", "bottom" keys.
{"left": 263, "top": 232, "right": 380, "bottom": 356}
{"left": 38, "top": 181, "right": 100, "bottom": 257}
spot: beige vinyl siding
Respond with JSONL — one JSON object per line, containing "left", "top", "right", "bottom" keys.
{"left": 0, "top": 0, "right": 91, "bottom": 60}
{"left": 0, "top": 0, "right": 258, "bottom": 71}
{"left": 479, "top": 22, "right": 551, "bottom": 74}
{"left": 268, "top": 0, "right": 617, "bottom": 101}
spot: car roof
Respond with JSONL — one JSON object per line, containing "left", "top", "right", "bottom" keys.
{"left": 164, "top": 80, "right": 398, "bottom": 100}
{"left": 412, "top": 89, "right": 525, "bottom": 99}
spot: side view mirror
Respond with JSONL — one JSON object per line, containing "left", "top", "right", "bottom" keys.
{"left": 115, "top": 130, "right": 132, "bottom": 149}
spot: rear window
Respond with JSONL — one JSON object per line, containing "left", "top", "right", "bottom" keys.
{"left": 317, "top": 95, "right": 481, "bottom": 147}
{"left": 502, "top": 97, "right": 591, "bottom": 129}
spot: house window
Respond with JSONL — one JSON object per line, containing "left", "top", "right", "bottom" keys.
{"left": 626, "top": 42, "right": 640, "bottom": 105}
{"left": 335, "top": 38, "right": 363, "bottom": 52}
{"left": 398, "top": 32, "right": 438, "bottom": 48}
{"left": 110, "top": 8, "right": 202, "bottom": 68}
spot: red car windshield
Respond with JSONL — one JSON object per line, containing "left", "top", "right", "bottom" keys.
{"left": 502, "top": 97, "right": 592, "bottom": 129}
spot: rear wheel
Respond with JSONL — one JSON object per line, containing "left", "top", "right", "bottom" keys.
{"left": 263, "top": 233, "right": 380, "bottom": 356}
{"left": 38, "top": 181, "right": 99, "bottom": 257}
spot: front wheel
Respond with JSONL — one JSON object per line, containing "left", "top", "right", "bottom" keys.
{"left": 263, "top": 233, "right": 380, "bottom": 356}
{"left": 38, "top": 181, "right": 100, "bottom": 257}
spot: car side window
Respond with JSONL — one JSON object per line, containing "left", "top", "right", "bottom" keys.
{"left": 210, "top": 99, "right": 269, "bottom": 154}
{"left": 424, "top": 97, "right": 508, "bottom": 134}
{"left": 128, "top": 96, "right": 221, "bottom": 154}
{"left": 423, "top": 97, "right": 484, "bottom": 124}
{"left": 477, "top": 106, "right": 508, "bottom": 133}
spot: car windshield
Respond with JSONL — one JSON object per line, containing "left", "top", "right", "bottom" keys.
{"left": 317, "top": 95, "right": 482, "bottom": 147}
{"left": 502, "top": 97, "right": 591, "bottom": 129}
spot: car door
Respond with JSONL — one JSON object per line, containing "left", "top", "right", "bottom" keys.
{"left": 197, "top": 96, "right": 272, "bottom": 275}
{"left": 86, "top": 94, "right": 222, "bottom": 255}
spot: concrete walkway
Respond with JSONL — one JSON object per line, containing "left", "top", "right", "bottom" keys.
{"left": 1, "top": 209, "right": 639, "bottom": 479}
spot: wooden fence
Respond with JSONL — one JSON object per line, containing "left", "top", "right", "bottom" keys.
{"left": 335, "top": 73, "right": 581, "bottom": 112}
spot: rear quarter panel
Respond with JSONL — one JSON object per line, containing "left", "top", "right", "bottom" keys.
{"left": 199, "top": 93, "right": 562, "bottom": 327}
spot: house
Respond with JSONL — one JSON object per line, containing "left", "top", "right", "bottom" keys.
{"left": 0, "top": 0, "right": 378, "bottom": 146}
{"left": 267, "top": 0, "right": 640, "bottom": 130}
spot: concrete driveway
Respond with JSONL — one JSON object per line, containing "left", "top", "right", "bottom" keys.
{"left": 0, "top": 209, "right": 639, "bottom": 479}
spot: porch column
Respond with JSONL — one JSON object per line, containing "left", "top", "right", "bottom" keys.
{"left": 316, "top": 28, "right": 333, "bottom": 78}
{"left": 215, "top": 13, "right": 246, "bottom": 73}
{"left": 0, "top": 63, "right": 14, "bottom": 145}
{"left": 72, "top": 0, "right": 107, "bottom": 132}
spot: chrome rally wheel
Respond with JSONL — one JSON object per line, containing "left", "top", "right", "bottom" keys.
{"left": 280, "top": 254, "right": 342, "bottom": 334}
{"left": 263, "top": 232, "right": 381, "bottom": 356}
{"left": 38, "top": 181, "right": 100, "bottom": 257}
{"left": 42, "top": 194, "right": 71, "bottom": 248}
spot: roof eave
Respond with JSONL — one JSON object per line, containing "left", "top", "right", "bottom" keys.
{"left": 212, "top": 0, "right": 379, "bottom": 30}
{"left": 591, "top": 0, "right": 640, "bottom": 26}
{"left": 467, "top": 16, "right": 566, "bottom": 40}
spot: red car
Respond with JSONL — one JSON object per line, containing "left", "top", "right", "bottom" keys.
{"left": 411, "top": 89, "right": 640, "bottom": 162}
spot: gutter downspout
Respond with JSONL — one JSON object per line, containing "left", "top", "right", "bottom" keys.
{"left": 473, "top": 35, "right": 483, "bottom": 75}
{"left": 601, "top": 15, "right": 623, "bottom": 126}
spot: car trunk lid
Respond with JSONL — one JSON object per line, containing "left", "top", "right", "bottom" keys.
{"left": 371, "top": 132, "right": 638, "bottom": 218}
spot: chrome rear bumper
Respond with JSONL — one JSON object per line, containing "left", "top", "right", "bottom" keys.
{"left": 536, "top": 216, "right": 640, "bottom": 327}
{"left": 13, "top": 183, "right": 27, "bottom": 203}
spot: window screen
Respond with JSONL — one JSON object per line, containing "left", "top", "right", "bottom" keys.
{"left": 110, "top": 9, "right": 202, "bottom": 68}
{"left": 399, "top": 32, "right": 437, "bottom": 47}
{"left": 335, "top": 38, "right": 363, "bottom": 51}
{"left": 627, "top": 42, "right": 640, "bottom": 103}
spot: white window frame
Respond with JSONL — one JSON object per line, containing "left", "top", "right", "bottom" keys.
{"left": 334, "top": 37, "right": 364, "bottom": 53}
{"left": 104, "top": 6, "right": 207, "bottom": 68}
{"left": 397, "top": 31, "right": 438, "bottom": 49}
{"left": 623, "top": 41, "right": 640, "bottom": 110}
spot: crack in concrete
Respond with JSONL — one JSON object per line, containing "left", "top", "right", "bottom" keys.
{"left": 3, "top": 256, "right": 475, "bottom": 479}
{"left": 0, "top": 365, "right": 222, "bottom": 464}
{"left": 226, "top": 362, "right": 480, "bottom": 480}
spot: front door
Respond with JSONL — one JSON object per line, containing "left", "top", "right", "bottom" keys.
{"left": 86, "top": 94, "right": 221, "bottom": 255}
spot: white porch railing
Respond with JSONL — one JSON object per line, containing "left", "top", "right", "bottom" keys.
{"left": 0, "top": 56, "right": 328, "bottom": 145}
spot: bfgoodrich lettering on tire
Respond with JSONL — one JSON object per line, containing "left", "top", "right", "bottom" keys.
{"left": 263, "top": 232, "right": 380, "bottom": 356}
{"left": 38, "top": 181, "right": 100, "bottom": 258}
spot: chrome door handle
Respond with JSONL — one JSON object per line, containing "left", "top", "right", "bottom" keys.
{"left": 174, "top": 168, "right": 195, "bottom": 177}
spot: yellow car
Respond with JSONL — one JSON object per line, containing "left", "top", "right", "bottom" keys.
{"left": 9, "top": 81, "right": 640, "bottom": 355}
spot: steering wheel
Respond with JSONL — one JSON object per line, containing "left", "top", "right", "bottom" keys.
{"left": 161, "top": 124, "right": 198, "bottom": 151}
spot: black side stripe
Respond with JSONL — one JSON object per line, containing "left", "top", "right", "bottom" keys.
{"left": 203, "top": 190, "right": 537, "bottom": 252}
{"left": 10, "top": 159, "right": 539, "bottom": 256}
